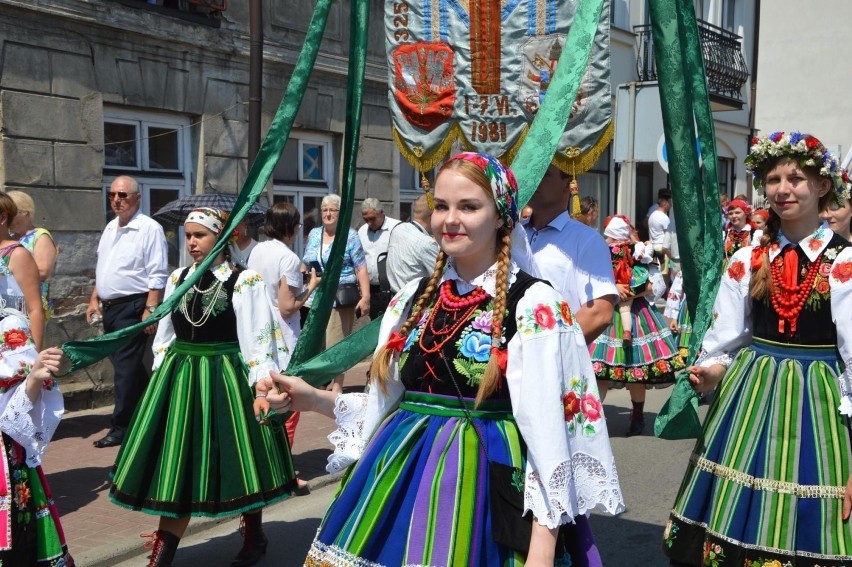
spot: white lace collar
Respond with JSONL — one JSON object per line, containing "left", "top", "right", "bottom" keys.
{"left": 186, "top": 260, "right": 233, "bottom": 283}
{"left": 769, "top": 222, "right": 834, "bottom": 264}
{"left": 440, "top": 258, "right": 520, "bottom": 297}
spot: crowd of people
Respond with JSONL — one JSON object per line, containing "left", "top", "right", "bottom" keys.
{"left": 1, "top": 130, "right": 851, "bottom": 566}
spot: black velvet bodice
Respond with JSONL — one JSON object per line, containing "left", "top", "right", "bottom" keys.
{"left": 171, "top": 267, "right": 240, "bottom": 343}
{"left": 398, "top": 271, "right": 540, "bottom": 399}
{"left": 751, "top": 233, "right": 849, "bottom": 345}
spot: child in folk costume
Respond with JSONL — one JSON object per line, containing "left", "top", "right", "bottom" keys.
{"left": 0, "top": 310, "right": 72, "bottom": 566}
{"left": 109, "top": 208, "right": 296, "bottom": 567}
{"left": 664, "top": 132, "right": 852, "bottom": 566}
{"left": 260, "top": 153, "right": 624, "bottom": 566}
{"left": 723, "top": 199, "right": 753, "bottom": 260}
{"left": 603, "top": 215, "right": 653, "bottom": 345}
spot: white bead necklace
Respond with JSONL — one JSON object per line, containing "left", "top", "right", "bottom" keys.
{"left": 179, "top": 277, "right": 226, "bottom": 328}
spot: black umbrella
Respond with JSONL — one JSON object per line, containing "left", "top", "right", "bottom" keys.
{"left": 152, "top": 192, "right": 267, "bottom": 228}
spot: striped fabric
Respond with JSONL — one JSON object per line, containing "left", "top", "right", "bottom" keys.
{"left": 589, "top": 296, "right": 684, "bottom": 384}
{"left": 664, "top": 339, "right": 852, "bottom": 566}
{"left": 306, "top": 392, "right": 588, "bottom": 567}
{"left": 109, "top": 340, "right": 295, "bottom": 518}
{"left": 0, "top": 434, "right": 72, "bottom": 565}
{"left": 676, "top": 299, "right": 692, "bottom": 360}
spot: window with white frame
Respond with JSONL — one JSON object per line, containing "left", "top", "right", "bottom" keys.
{"left": 103, "top": 107, "right": 193, "bottom": 269}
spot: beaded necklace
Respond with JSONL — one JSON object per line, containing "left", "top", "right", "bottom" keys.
{"left": 418, "top": 280, "right": 490, "bottom": 354}
{"left": 769, "top": 250, "right": 820, "bottom": 334}
{"left": 725, "top": 228, "right": 751, "bottom": 256}
{"left": 179, "top": 277, "right": 227, "bottom": 328}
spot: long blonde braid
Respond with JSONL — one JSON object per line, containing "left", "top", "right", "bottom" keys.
{"left": 475, "top": 227, "right": 512, "bottom": 406}
{"left": 372, "top": 251, "right": 449, "bottom": 392}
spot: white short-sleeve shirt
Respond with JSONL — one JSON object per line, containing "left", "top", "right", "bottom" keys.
{"left": 523, "top": 212, "right": 617, "bottom": 312}
{"left": 247, "top": 239, "right": 302, "bottom": 350}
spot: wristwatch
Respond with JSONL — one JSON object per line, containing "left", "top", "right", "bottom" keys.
{"left": 145, "top": 304, "right": 158, "bottom": 313}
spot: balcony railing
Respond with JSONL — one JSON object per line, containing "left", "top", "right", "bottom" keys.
{"left": 111, "top": 0, "right": 226, "bottom": 25}
{"left": 634, "top": 21, "right": 749, "bottom": 108}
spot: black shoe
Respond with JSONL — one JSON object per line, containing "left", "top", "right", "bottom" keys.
{"left": 626, "top": 418, "right": 645, "bottom": 437}
{"left": 93, "top": 433, "right": 123, "bottom": 448}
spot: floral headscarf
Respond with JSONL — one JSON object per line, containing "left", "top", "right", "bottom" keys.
{"left": 441, "top": 152, "right": 519, "bottom": 229}
{"left": 184, "top": 207, "right": 228, "bottom": 235}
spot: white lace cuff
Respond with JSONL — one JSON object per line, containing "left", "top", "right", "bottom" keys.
{"left": 0, "top": 385, "right": 63, "bottom": 467}
{"left": 326, "top": 393, "right": 370, "bottom": 476}
{"left": 694, "top": 350, "right": 733, "bottom": 369}
{"left": 523, "top": 453, "right": 624, "bottom": 530}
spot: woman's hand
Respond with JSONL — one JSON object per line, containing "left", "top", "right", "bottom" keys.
{"left": 253, "top": 380, "right": 273, "bottom": 422}
{"left": 526, "top": 520, "right": 558, "bottom": 567}
{"left": 668, "top": 318, "right": 678, "bottom": 333}
{"left": 30, "top": 347, "right": 62, "bottom": 382}
{"left": 356, "top": 295, "right": 370, "bottom": 319}
{"left": 306, "top": 267, "right": 322, "bottom": 293}
{"left": 687, "top": 364, "right": 726, "bottom": 393}
{"left": 266, "top": 371, "right": 339, "bottom": 419}
{"left": 843, "top": 473, "right": 852, "bottom": 521}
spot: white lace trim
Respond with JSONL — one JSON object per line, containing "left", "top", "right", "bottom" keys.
{"left": 0, "top": 385, "right": 61, "bottom": 467}
{"left": 523, "top": 452, "right": 624, "bottom": 529}
{"left": 694, "top": 350, "right": 733, "bottom": 369}
{"left": 442, "top": 258, "right": 520, "bottom": 297}
{"left": 326, "top": 392, "right": 370, "bottom": 476}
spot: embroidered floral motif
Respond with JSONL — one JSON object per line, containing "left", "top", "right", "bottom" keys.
{"left": 517, "top": 301, "right": 574, "bottom": 335}
{"left": 727, "top": 260, "right": 746, "bottom": 282}
{"left": 562, "top": 376, "right": 601, "bottom": 436}
{"left": 233, "top": 272, "right": 263, "bottom": 292}
{"left": 663, "top": 519, "right": 679, "bottom": 548}
{"left": 703, "top": 541, "right": 726, "bottom": 567}
{"left": 452, "top": 306, "right": 494, "bottom": 386}
{"left": 744, "top": 559, "right": 788, "bottom": 567}
{"left": 832, "top": 260, "right": 852, "bottom": 283}
{"left": 3, "top": 329, "right": 29, "bottom": 349}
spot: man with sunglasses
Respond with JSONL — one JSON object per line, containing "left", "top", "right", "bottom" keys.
{"left": 86, "top": 175, "right": 168, "bottom": 448}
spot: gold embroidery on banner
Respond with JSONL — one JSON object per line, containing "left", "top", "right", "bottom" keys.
{"left": 536, "top": 0, "right": 546, "bottom": 36}
{"left": 692, "top": 454, "right": 845, "bottom": 499}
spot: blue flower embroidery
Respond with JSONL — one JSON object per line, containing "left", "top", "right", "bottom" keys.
{"left": 459, "top": 331, "right": 492, "bottom": 362}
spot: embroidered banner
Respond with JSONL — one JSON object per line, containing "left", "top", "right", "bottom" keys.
{"left": 386, "top": 0, "right": 612, "bottom": 174}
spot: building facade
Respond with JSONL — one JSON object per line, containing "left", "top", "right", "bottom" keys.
{"left": 0, "top": 0, "right": 397, "bottom": 405}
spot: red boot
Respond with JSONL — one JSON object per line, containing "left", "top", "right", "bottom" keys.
{"left": 231, "top": 511, "right": 268, "bottom": 567}
{"left": 142, "top": 530, "right": 180, "bottom": 567}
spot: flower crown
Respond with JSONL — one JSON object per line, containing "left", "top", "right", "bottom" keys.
{"left": 744, "top": 131, "right": 851, "bottom": 200}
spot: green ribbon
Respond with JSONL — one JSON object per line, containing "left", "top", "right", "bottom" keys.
{"left": 288, "top": 0, "right": 370, "bottom": 378}
{"left": 649, "top": 0, "right": 724, "bottom": 439}
{"left": 60, "top": 0, "right": 334, "bottom": 372}
{"left": 513, "top": 0, "right": 606, "bottom": 207}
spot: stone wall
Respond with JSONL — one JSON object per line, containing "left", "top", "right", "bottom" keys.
{"left": 0, "top": 0, "right": 394, "bottom": 408}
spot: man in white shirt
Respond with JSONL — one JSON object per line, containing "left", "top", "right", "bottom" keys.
{"left": 385, "top": 195, "right": 439, "bottom": 293}
{"left": 86, "top": 176, "right": 168, "bottom": 448}
{"left": 358, "top": 198, "right": 400, "bottom": 319}
{"left": 524, "top": 165, "right": 617, "bottom": 344}
{"left": 648, "top": 190, "right": 674, "bottom": 291}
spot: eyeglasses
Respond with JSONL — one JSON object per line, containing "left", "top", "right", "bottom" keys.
{"left": 321, "top": 208, "right": 339, "bottom": 214}
{"left": 108, "top": 191, "right": 136, "bottom": 200}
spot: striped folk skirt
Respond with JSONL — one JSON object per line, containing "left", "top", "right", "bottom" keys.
{"left": 675, "top": 298, "right": 692, "bottom": 360}
{"left": 0, "top": 434, "right": 73, "bottom": 566}
{"left": 109, "top": 340, "right": 295, "bottom": 518}
{"left": 589, "top": 296, "right": 684, "bottom": 384}
{"left": 306, "top": 392, "right": 599, "bottom": 567}
{"left": 664, "top": 339, "right": 852, "bottom": 566}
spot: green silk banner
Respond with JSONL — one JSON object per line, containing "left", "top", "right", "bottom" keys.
{"left": 288, "top": 0, "right": 370, "bottom": 376}
{"left": 60, "top": 0, "right": 334, "bottom": 373}
{"left": 648, "top": 0, "right": 723, "bottom": 363}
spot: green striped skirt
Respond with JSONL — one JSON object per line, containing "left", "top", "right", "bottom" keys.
{"left": 109, "top": 340, "right": 295, "bottom": 518}
{"left": 664, "top": 339, "right": 852, "bottom": 566}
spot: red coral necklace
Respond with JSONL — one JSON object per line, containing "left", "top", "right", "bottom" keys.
{"left": 418, "top": 281, "right": 490, "bottom": 354}
{"left": 769, "top": 249, "right": 820, "bottom": 334}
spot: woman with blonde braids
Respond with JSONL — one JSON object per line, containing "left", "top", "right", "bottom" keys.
{"left": 260, "top": 152, "right": 624, "bottom": 566}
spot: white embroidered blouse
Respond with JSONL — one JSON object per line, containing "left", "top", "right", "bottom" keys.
{"left": 327, "top": 259, "right": 625, "bottom": 529}
{"left": 152, "top": 262, "right": 288, "bottom": 385}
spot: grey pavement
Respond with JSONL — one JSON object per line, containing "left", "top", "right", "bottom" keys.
{"left": 51, "top": 384, "right": 705, "bottom": 566}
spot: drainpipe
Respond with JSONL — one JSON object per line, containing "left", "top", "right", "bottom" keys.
{"left": 249, "top": 0, "right": 268, "bottom": 203}
{"left": 622, "top": 81, "right": 638, "bottom": 221}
